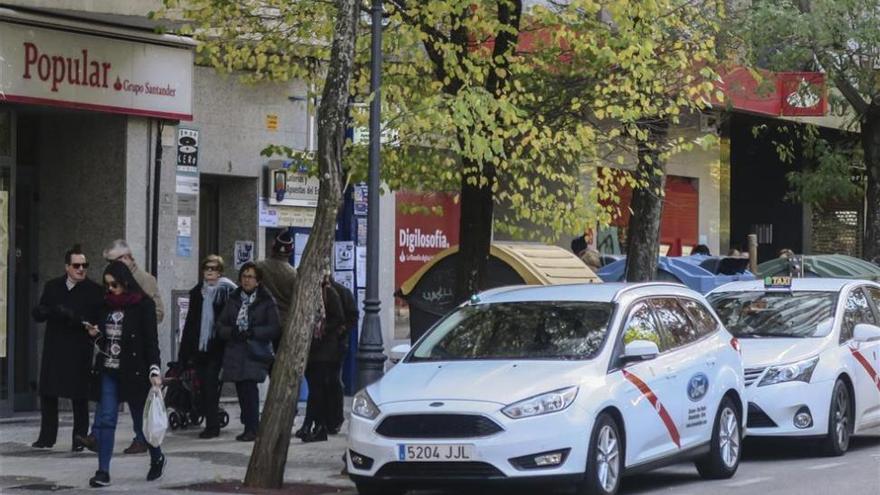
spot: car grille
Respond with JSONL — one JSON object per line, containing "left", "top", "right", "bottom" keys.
{"left": 374, "top": 462, "right": 506, "bottom": 479}
{"left": 744, "top": 367, "right": 767, "bottom": 387}
{"left": 747, "top": 402, "right": 778, "bottom": 428}
{"left": 376, "top": 414, "right": 503, "bottom": 439}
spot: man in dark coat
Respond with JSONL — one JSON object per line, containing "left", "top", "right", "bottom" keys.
{"left": 328, "top": 279, "right": 358, "bottom": 433}
{"left": 256, "top": 231, "right": 297, "bottom": 352}
{"left": 31, "top": 244, "right": 103, "bottom": 451}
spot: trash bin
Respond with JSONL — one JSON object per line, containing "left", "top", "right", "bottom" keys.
{"left": 596, "top": 255, "right": 755, "bottom": 294}
{"left": 757, "top": 254, "right": 880, "bottom": 281}
{"left": 398, "top": 242, "right": 602, "bottom": 343}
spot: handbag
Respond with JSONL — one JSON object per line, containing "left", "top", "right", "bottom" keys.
{"left": 247, "top": 339, "right": 275, "bottom": 366}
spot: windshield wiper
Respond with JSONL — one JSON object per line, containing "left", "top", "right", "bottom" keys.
{"left": 738, "top": 331, "right": 804, "bottom": 338}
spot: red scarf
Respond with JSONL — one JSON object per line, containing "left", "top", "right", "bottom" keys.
{"left": 105, "top": 291, "right": 143, "bottom": 309}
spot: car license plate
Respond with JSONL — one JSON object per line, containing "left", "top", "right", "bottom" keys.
{"left": 398, "top": 444, "right": 475, "bottom": 462}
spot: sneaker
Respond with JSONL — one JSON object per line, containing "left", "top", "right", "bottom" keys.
{"left": 123, "top": 439, "right": 148, "bottom": 455}
{"left": 198, "top": 428, "right": 220, "bottom": 439}
{"left": 146, "top": 454, "right": 165, "bottom": 481}
{"left": 89, "top": 470, "right": 111, "bottom": 487}
{"left": 235, "top": 431, "right": 256, "bottom": 442}
{"left": 31, "top": 440, "right": 54, "bottom": 449}
{"left": 75, "top": 434, "right": 98, "bottom": 453}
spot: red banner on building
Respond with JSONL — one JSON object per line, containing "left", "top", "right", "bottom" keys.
{"left": 717, "top": 67, "right": 827, "bottom": 117}
{"left": 395, "top": 191, "right": 461, "bottom": 290}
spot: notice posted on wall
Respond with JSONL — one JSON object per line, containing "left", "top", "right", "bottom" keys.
{"left": 294, "top": 233, "right": 310, "bottom": 268}
{"left": 356, "top": 246, "right": 367, "bottom": 288}
{"left": 234, "top": 240, "right": 255, "bottom": 270}
{"left": 333, "top": 270, "right": 354, "bottom": 292}
{"left": 334, "top": 241, "right": 355, "bottom": 271}
{"left": 176, "top": 236, "right": 192, "bottom": 257}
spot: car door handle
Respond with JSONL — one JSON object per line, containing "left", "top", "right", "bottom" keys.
{"left": 665, "top": 366, "right": 677, "bottom": 379}
{"left": 705, "top": 357, "right": 717, "bottom": 366}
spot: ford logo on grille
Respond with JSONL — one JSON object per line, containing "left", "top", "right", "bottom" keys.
{"left": 429, "top": 402, "right": 444, "bottom": 408}
{"left": 687, "top": 373, "right": 709, "bottom": 402}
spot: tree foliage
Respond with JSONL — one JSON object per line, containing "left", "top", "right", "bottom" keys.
{"left": 735, "top": 0, "right": 880, "bottom": 259}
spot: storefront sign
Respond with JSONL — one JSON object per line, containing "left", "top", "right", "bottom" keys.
{"left": 275, "top": 205, "right": 316, "bottom": 227}
{"left": 267, "top": 169, "right": 320, "bottom": 207}
{"left": 394, "top": 191, "right": 460, "bottom": 289}
{"left": 0, "top": 21, "right": 194, "bottom": 120}
{"left": 176, "top": 128, "right": 199, "bottom": 172}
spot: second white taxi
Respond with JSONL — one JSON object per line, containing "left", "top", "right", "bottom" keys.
{"left": 708, "top": 278, "right": 880, "bottom": 455}
{"left": 348, "top": 282, "right": 745, "bottom": 495}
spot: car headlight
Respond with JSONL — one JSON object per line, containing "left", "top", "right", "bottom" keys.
{"left": 502, "top": 386, "right": 579, "bottom": 419}
{"left": 351, "top": 389, "right": 380, "bottom": 420}
{"left": 758, "top": 356, "right": 819, "bottom": 387}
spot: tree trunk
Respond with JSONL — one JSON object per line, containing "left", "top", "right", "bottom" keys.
{"left": 625, "top": 119, "right": 669, "bottom": 282}
{"left": 243, "top": 0, "right": 358, "bottom": 487}
{"left": 454, "top": 157, "right": 496, "bottom": 302}
{"left": 862, "top": 104, "right": 880, "bottom": 261}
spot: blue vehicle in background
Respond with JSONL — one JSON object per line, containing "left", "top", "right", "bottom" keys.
{"left": 597, "top": 255, "right": 756, "bottom": 294}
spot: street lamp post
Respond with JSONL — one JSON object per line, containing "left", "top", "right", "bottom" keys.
{"left": 356, "top": 0, "right": 387, "bottom": 390}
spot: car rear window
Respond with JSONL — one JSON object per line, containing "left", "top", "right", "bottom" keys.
{"left": 410, "top": 301, "right": 614, "bottom": 361}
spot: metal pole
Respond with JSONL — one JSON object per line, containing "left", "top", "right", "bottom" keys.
{"left": 356, "top": 0, "right": 387, "bottom": 390}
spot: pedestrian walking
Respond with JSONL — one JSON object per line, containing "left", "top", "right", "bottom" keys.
{"left": 216, "top": 262, "right": 280, "bottom": 442}
{"left": 327, "top": 278, "right": 357, "bottom": 434}
{"left": 296, "top": 274, "right": 346, "bottom": 443}
{"left": 177, "top": 255, "right": 236, "bottom": 439}
{"left": 256, "top": 231, "right": 297, "bottom": 351}
{"left": 31, "top": 245, "right": 104, "bottom": 451}
{"left": 84, "top": 261, "right": 165, "bottom": 487}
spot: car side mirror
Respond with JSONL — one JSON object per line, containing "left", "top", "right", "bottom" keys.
{"left": 390, "top": 343, "right": 412, "bottom": 363}
{"left": 853, "top": 323, "right": 880, "bottom": 343}
{"left": 621, "top": 340, "right": 660, "bottom": 363}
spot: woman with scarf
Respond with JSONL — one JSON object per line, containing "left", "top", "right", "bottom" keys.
{"left": 177, "top": 254, "right": 236, "bottom": 439}
{"left": 84, "top": 261, "right": 164, "bottom": 487}
{"left": 216, "top": 262, "right": 281, "bottom": 442}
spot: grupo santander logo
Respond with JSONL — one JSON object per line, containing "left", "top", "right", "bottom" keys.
{"left": 21, "top": 42, "right": 177, "bottom": 97}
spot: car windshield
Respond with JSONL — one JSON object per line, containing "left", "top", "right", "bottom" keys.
{"left": 707, "top": 291, "right": 838, "bottom": 338}
{"left": 409, "top": 301, "right": 614, "bottom": 361}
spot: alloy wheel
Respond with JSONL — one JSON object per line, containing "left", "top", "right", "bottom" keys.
{"left": 719, "top": 407, "right": 740, "bottom": 468}
{"left": 834, "top": 386, "right": 850, "bottom": 449}
{"left": 596, "top": 424, "right": 620, "bottom": 492}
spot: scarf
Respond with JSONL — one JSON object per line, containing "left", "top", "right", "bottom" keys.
{"left": 199, "top": 282, "right": 221, "bottom": 351}
{"left": 105, "top": 291, "right": 143, "bottom": 310}
{"left": 236, "top": 289, "right": 258, "bottom": 333}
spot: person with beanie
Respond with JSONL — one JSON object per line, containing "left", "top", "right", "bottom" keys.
{"left": 177, "top": 255, "right": 237, "bottom": 439}
{"left": 256, "top": 231, "right": 298, "bottom": 351}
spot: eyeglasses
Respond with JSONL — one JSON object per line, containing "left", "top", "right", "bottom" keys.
{"left": 70, "top": 263, "right": 89, "bottom": 269}
{"left": 203, "top": 265, "right": 220, "bottom": 272}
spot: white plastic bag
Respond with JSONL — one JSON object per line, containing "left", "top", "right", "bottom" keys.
{"left": 143, "top": 387, "right": 168, "bottom": 447}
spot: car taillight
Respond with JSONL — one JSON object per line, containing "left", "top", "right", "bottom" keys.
{"left": 730, "top": 337, "right": 741, "bottom": 353}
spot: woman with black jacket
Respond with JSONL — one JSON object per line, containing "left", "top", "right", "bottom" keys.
{"left": 85, "top": 261, "right": 165, "bottom": 487}
{"left": 177, "top": 254, "right": 236, "bottom": 439}
{"left": 216, "top": 262, "right": 281, "bottom": 442}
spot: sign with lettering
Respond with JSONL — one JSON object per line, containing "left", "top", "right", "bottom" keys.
{"left": 395, "top": 191, "right": 460, "bottom": 290}
{"left": 267, "top": 169, "right": 320, "bottom": 207}
{"left": 0, "top": 21, "right": 193, "bottom": 120}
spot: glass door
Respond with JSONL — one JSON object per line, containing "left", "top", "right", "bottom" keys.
{"left": 0, "top": 109, "right": 14, "bottom": 416}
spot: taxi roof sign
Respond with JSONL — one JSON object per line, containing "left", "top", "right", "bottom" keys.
{"left": 764, "top": 276, "right": 793, "bottom": 291}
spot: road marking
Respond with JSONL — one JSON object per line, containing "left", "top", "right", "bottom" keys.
{"left": 808, "top": 461, "right": 846, "bottom": 470}
{"left": 724, "top": 476, "right": 771, "bottom": 487}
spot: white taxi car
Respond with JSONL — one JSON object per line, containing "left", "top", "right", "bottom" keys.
{"left": 348, "top": 283, "right": 745, "bottom": 495}
{"left": 708, "top": 278, "right": 880, "bottom": 455}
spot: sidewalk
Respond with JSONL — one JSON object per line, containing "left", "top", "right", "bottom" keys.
{"left": 0, "top": 401, "right": 356, "bottom": 494}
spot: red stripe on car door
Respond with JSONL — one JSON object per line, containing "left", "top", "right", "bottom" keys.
{"left": 622, "top": 369, "right": 681, "bottom": 448}
{"left": 849, "top": 346, "right": 880, "bottom": 393}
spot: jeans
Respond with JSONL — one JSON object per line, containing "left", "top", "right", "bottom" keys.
{"left": 235, "top": 381, "right": 260, "bottom": 434}
{"left": 94, "top": 374, "right": 162, "bottom": 473}
{"left": 89, "top": 398, "right": 143, "bottom": 445}
{"left": 37, "top": 395, "right": 89, "bottom": 446}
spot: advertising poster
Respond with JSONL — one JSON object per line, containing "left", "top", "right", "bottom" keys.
{"left": 356, "top": 246, "right": 367, "bottom": 288}
{"left": 234, "top": 240, "right": 255, "bottom": 270}
{"left": 294, "top": 233, "right": 310, "bottom": 268}
{"left": 394, "top": 191, "right": 461, "bottom": 290}
{"left": 333, "top": 270, "right": 354, "bottom": 292}
{"left": 353, "top": 184, "right": 368, "bottom": 216}
{"left": 334, "top": 241, "right": 355, "bottom": 270}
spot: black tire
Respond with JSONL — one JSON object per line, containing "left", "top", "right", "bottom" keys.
{"left": 576, "top": 413, "right": 623, "bottom": 495}
{"left": 354, "top": 481, "right": 405, "bottom": 495}
{"left": 190, "top": 413, "right": 204, "bottom": 426}
{"left": 218, "top": 410, "right": 230, "bottom": 428}
{"left": 695, "top": 396, "right": 741, "bottom": 479}
{"left": 168, "top": 411, "right": 180, "bottom": 431}
{"left": 819, "top": 380, "right": 852, "bottom": 457}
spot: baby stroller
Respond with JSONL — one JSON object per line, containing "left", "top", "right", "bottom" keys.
{"left": 163, "top": 362, "right": 230, "bottom": 431}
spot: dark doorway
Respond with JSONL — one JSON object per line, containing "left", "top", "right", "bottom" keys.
{"left": 199, "top": 176, "right": 220, "bottom": 263}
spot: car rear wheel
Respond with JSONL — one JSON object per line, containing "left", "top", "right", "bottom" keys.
{"left": 354, "top": 481, "right": 404, "bottom": 495}
{"left": 695, "top": 396, "right": 741, "bottom": 479}
{"left": 820, "top": 379, "right": 852, "bottom": 457}
{"left": 576, "top": 413, "right": 622, "bottom": 495}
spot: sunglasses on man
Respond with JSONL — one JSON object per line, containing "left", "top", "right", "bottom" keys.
{"left": 70, "top": 263, "right": 89, "bottom": 269}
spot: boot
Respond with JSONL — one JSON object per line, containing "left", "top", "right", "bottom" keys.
{"left": 302, "top": 424, "right": 328, "bottom": 443}
{"left": 294, "top": 422, "right": 312, "bottom": 440}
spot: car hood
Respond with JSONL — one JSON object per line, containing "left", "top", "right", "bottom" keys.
{"left": 370, "top": 360, "right": 597, "bottom": 406}
{"left": 740, "top": 338, "right": 826, "bottom": 368}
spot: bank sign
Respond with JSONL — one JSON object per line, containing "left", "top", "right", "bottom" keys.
{"left": 0, "top": 21, "right": 193, "bottom": 120}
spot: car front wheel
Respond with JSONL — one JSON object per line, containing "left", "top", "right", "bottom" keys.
{"left": 576, "top": 413, "right": 622, "bottom": 495}
{"left": 820, "top": 379, "right": 852, "bottom": 457}
{"left": 695, "top": 396, "right": 741, "bottom": 479}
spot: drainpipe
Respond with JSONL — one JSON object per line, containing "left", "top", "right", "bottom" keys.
{"left": 150, "top": 120, "right": 164, "bottom": 277}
